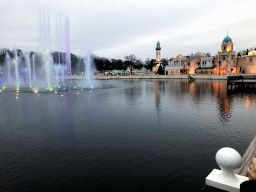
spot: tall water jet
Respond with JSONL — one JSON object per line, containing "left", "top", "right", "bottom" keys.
{"left": 32, "top": 54, "right": 37, "bottom": 83}
{"left": 43, "top": 50, "right": 52, "bottom": 88}
{"left": 85, "top": 52, "right": 91, "bottom": 86}
{"left": 55, "top": 13, "right": 61, "bottom": 81}
{"left": 5, "top": 52, "right": 11, "bottom": 84}
{"left": 14, "top": 47, "right": 20, "bottom": 90}
{"left": 65, "top": 16, "right": 71, "bottom": 76}
{"left": 24, "top": 52, "right": 32, "bottom": 87}
{"left": 0, "top": 10, "right": 75, "bottom": 91}
{"left": 61, "top": 66, "right": 64, "bottom": 85}
{"left": 54, "top": 65, "right": 60, "bottom": 86}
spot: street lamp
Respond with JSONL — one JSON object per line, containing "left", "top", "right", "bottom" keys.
{"left": 218, "top": 61, "right": 221, "bottom": 75}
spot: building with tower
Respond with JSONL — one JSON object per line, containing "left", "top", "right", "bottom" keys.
{"left": 165, "top": 54, "right": 185, "bottom": 75}
{"left": 152, "top": 41, "right": 163, "bottom": 72}
{"left": 217, "top": 33, "right": 236, "bottom": 74}
{"left": 163, "top": 32, "right": 256, "bottom": 75}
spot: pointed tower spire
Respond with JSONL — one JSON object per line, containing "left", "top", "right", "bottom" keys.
{"left": 227, "top": 30, "right": 228, "bottom": 36}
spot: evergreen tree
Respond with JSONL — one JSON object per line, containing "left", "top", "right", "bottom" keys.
{"left": 157, "top": 64, "right": 165, "bottom": 75}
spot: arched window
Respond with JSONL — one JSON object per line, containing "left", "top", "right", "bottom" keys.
{"left": 224, "top": 47, "right": 226, "bottom": 50}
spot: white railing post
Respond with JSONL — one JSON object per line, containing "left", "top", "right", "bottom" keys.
{"left": 206, "top": 147, "right": 249, "bottom": 192}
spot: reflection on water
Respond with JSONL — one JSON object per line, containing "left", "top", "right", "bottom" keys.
{"left": 214, "top": 82, "right": 232, "bottom": 121}
{"left": 1, "top": 79, "right": 256, "bottom": 191}
{"left": 149, "top": 80, "right": 238, "bottom": 122}
{"left": 154, "top": 81, "right": 161, "bottom": 113}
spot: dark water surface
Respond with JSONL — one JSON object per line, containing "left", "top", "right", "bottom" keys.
{"left": 1, "top": 79, "right": 256, "bottom": 192}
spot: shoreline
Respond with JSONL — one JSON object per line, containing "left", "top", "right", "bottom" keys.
{"left": 97, "top": 74, "right": 228, "bottom": 80}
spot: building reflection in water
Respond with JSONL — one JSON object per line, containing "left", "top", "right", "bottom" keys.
{"left": 124, "top": 79, "right": 256, "bottom": 123}
{"left": 152, "top": 80, "right": 166, "bottom": 113}
{"left": 156, "top": 79, "right": 234, "bottom": 122}
{"left": 124, "top": 86, "right": 142, "bottom": 103}
{"left": 212, "top": 82, "right": 232, "bottom": 121}
{"left": 154, "top": 81, "right": 161, "bottom": 113}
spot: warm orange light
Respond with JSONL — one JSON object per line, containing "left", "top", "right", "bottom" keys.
{"left": 188, "top": 68, "right": 195, "bottom": 74}
{"left": 248, "top": 65, "right": 256, "bottom": 74}
{"left": 227, "top": 44, "right": 231, "bottom": 52}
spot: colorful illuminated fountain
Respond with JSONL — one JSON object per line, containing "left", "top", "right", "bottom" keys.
{"left": 0, "top": 10, "right": 96, "bottom": 93}
{"left": 0, "top": 48, "right": 95, "bottom": 93}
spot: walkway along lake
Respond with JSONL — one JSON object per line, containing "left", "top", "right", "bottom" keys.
{"left": 1, "top": 79, "right": 256, "bottom": 191}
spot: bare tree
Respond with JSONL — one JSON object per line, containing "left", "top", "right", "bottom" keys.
{"left": 145, "top": 58, "right": 150, "bottom": 66}
{"left": 124, "top": 54, "right": 137, "bottom": 75}
{"left": 206, "top": 52, "right": 211, "bottom": 57}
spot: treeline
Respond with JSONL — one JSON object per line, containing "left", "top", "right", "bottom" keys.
{"left": 0, "top": 49, "right": 169, "bottom": 74}
{"left": 2, "top": 47, "right": 254, "bottom": 73}
{"left": 93, "top": 55, "right": 167, "bottom": 72}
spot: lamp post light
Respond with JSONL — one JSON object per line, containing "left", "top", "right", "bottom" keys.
{"left": 219, "top": 61, "right": 221, "bottom": 75}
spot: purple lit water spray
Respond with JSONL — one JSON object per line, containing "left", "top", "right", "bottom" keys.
{"left": 14, "top": 47, "right": 20, "bottom": 90}
{"left": 24, "top": 52, "right": 32, "bottom": 86}
{"left": 65, "top": 16, "right": 71, "bottom": 76}
{"left": 32, "top": 54, "right": 36, "bottom": 83}
{"left": 1, "top": 9, "right": 75, "bottom": 90}
{"left": 85, "top": 51, "right": 91, "bottom": 87}
{"left": 5, "top": 53, "right": 11, "bottom": 84}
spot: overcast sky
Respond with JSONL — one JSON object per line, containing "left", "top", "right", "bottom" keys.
{"left": 1, "top": 0, "right": 256, "bottom": 61}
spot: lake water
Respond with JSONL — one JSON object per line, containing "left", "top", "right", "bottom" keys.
{"left": 1, "top": 79, "right": 256, "bottom": 192}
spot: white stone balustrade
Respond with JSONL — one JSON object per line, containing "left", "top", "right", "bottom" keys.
{"left": 206, "top": 147, "right": 249, "bottom": 192}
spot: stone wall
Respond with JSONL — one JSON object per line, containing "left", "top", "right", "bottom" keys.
{"left": 97, "top": 74, "right": 227, "bottom": 80}
{"left": 236, "top": 56, "right": 256, "bottom": 74}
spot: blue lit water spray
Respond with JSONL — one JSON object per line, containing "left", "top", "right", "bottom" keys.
{"left": 84, "top": 50, "right": 93, "bottom": 88}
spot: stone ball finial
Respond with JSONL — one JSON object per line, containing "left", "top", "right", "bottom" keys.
{"left": 216, "top": 147, "right": 242, "bottom": 181}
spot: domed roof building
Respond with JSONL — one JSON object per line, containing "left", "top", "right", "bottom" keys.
{"left": 194, "top": 51, "right": 206, "bottom": 57}
{"left": 176, "top": 53, "right": 183, "bottom": 58}
{"left": 220, "top": 33, "right": 234, "bottom": 53}
{"left": 170, "top": 55, "right": 175, "bottom": 59}
{"left": 218, "top": 32, "right": 236, "bottom": 74}
{"left": 223, "top": 35, "right": 232, "bottom": 43}
{"left": 248, "top": 48, "right": 256, "bottom": 56}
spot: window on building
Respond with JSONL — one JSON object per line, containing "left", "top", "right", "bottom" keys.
{"left": 224, "top": 47, "right": 226, "bottom": 50}
{"left": 250, "top": 58, "right": 252, "bottom": 62}
{"left": 223, "top": 57, "right": 225, "bottom": 60}
{"left": 188, "top": 62, "right": 190, "bottom": 66}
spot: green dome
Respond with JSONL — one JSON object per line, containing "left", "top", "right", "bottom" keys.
{"left": 223, "top": 35, "right": 232, "bottom": 43}
{"left": 157, "top": 41, "right": 160, "bottom": 46}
